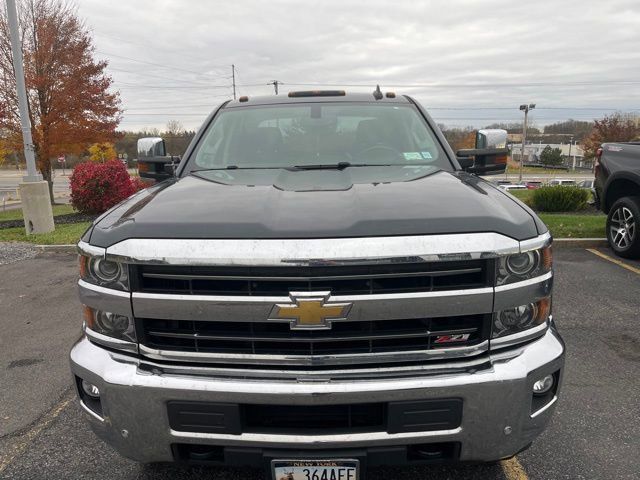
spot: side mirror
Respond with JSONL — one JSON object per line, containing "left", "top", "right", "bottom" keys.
{"left": 456, "top": 129, "right": 508, "bottom": 175}
{"left": 136, "top": 137, "right": 180, "bottom": 182}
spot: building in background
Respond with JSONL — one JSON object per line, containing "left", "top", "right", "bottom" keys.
{"left": 510, "top": 142, "right": 589, "bottom": 169}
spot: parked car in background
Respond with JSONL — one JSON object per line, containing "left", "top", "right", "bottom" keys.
{"left": 577, "top": 179, "right": 594, "bottom": 189}
{"left": 594, "top": 142, "right": 640, "bottom": 258}
{"left": 548, "top": 179, "right": 577, "bottom": 187}
{"left": 499, "top": 184, "right": 528, "bottom": 191}
{"left": 525, "top": 181, "right": 543, "bottom": 189}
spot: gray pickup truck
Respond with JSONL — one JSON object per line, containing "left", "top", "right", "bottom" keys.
{"left": 71, "top": 91, "right": 564, "bottom": 478}
{"left": 594, "top": 142, "right": 640, "bottom": 258}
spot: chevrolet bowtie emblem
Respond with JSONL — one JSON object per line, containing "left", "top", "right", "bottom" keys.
{"left": 269, "top": 292, "right": 352, "bottom": 330}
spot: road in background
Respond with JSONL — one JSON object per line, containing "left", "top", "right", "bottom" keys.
{"left": 0, "top": 247, "right": 638, "bottom": 479}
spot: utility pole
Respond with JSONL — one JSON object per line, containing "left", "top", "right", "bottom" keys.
{"left": 6, "top": 0, "right": 54, "bottom": 234}
{"left": 569, "top": 135, "right": 575, "bottom": 171}
{"left": 231, "top": 64, "right": 236, "bottom": 100}
{"left": 269, "top": 80, "right": 280, "bottom": 95}
{"left": 518, "top": 103, "right": 535, "bottom": 183}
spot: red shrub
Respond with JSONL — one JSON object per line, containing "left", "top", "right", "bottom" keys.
{"left": 70, "top": 160, "right": 145, "bottom": 214}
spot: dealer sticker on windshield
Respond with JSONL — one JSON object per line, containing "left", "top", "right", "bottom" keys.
{"left": 272, "top": 459, "right": 359, "bottom": 480}
{"left": 403, "top": 152, "right": 423, "bottom": 161}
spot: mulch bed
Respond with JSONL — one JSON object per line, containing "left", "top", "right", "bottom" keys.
{"left": 0, "top": 212, "right": 97, "bottom": 230}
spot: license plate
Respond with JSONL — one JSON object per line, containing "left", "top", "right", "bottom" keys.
{"left": 272, "top": 459, "right": 359, "bottom": 480}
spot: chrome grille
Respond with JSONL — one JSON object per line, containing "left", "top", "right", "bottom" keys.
{"left": 140, "top": 315, "right": 487, "bottom": 357}
{"left": 134, "top": 259, "right": 492, "bottom": 366}
{"left": 134, "top": 260, "right": 489, "bottom": 296}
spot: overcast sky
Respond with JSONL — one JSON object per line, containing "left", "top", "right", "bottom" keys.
{"left": 77, "top": 0, "right": 640, "bottom": 132}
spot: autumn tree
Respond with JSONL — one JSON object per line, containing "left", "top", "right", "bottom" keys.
{"left": 88, "top": 142, "right": 116, "bottom": 162}
{"left": 0, "top": 0, "right": 121, "bottom": 203}
{"left": 583, "top": 113, "right": 640, "bottom": 159}
{"left": 441, "top": 126, "right": 476, "bottom": 152}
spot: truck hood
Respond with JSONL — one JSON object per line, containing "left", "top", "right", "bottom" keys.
{"left": 87, "top": 167, "right": 543, "bottom": 247}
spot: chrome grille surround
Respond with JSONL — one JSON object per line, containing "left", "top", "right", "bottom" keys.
{"left": 77, "top": 232, "right": 552, "bottom": 368}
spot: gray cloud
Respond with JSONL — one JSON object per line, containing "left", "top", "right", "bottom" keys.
{"left": 77, "top": 0, "right": 640, "bottom": 130}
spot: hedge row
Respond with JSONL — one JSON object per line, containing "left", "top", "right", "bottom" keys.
{"left": 531, "top": 186, "right": 590, "bottom": 212}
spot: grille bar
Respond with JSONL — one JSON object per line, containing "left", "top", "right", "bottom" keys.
{"left": 140, "top": 315, "right": 487, "bottom": 360}
{"left": 135, "top": 260, "right": 489, "bottom": 296}
{"left": 141, "top": 267, "right": 482, "bottom": 282}
{"left": 145, "top": 327, "right": 478, "bottom": 343}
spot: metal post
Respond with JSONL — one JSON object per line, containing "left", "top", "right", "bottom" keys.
{"left": 6, "top": 0, "right": 41, "bottom": 182}
{"left": 231, "top": 64, "right": 236, "bottom": 100}
{"left": 7, "top": 0, "right": 54, "bottom": 234}
{"left": 518, "top": 103, "right": 535, "bottom": 183}
{"left": 519, "top": 109, "right": 528, "bottom": 183}
{"left": 569, "top": 137, "right": 575, "bottom": 171}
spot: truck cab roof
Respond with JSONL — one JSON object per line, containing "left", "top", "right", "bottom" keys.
{"left": 225, "top": 91, "right": 410, "bottom": 108}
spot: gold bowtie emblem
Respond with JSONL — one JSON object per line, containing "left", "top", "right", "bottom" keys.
{"left": 270, "top": 292, "right": 352, "bottom": 330}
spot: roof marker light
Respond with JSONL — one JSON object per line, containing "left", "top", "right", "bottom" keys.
{"left": 288, "top": 90, "right": 346, "bottom": 97}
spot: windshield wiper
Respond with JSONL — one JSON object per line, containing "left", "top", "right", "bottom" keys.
{"left": 191, "top": 165, "right": 286, "bottom": 172}
{"left": 291, "top": 162, "right": 352, "bottom": 170}
{"left": 290, "top": 162, "right": 400, "bottom": 171}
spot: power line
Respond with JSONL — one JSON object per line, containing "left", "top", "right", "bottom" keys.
{"left": 96, "top": 50, "right": 232, "bottom": 79}
{"left": 107, "top": 66, "right": 220, "bottom": 86}
{"left": 92, "top": 29, "right": 232, "bottom": 70}
{"left": 116, "top": 83, "right": 231, "bottom": 89}
{"left": 280, "top": 80, "right": 640, "bottom": 88}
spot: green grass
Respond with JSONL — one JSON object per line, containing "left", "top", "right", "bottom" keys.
{"left": 0, "top": 222, "right": 90, "bottom": 244}
{"left": 0, "top": 204, "right": 75, "bottom": 221}
{"left": 506, "top": 165, "right": 569, "bottom": 174}
{"left": 539, "top": 214, "right": 606, "bottom": 238}
{"left": 508, "top": 189, "right": 534, "bottom": 205}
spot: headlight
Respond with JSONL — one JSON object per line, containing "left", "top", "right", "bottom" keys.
{"left": 492, "top": 297, "right": 551, "bottom": 338}
{"left": 497, "top": 245, "right": 552, "bottom": 285}
{"left": 83, "top": 306, "right": 136, "bottom": 342}
{"left": 79, "top": 255, "right": 129, "bottom": 291}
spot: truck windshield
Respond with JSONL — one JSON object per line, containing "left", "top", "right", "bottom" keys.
{"left": 190, "top": 103, "right": 451, "bottom": 171}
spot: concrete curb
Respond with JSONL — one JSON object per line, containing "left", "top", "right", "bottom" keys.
{"left": 552, "top": 238, "right": 608, "bottom": 249}
{"left": 34, "top": 244, "right": 76, "bottom": 253}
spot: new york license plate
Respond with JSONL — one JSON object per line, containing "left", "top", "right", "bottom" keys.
{"left": 272, "top": 459, "right": 359, "bottom": 480}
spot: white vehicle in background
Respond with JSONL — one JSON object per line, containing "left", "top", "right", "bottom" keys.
{"left": 548, "top": 179, "right": 577, "bottom": 187}
{"left": 498, "top": 184, "right": 528, "bottom": 191}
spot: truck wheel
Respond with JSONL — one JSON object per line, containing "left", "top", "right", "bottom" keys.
{"left": 607, "top": 196, "right": 640, "bottom": 259}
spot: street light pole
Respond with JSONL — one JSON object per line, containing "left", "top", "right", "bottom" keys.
{"left": 6, "top": 0, "right": 54, "bottom": 234}
{"left": 569, "top": 136, "right": 575, "bottom": 171}
{"left": 518, "top": 103, "right": 535, "bottom": 183}
{"left": 7, "top": 0, "right": 38, "bottom": 182}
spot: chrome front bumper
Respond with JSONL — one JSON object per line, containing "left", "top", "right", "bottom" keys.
{"left": 69, "top": 326, "right": 564, "bottom": 464}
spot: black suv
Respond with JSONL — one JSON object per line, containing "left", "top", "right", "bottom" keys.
{"left": 594, "top": 142, "right": 640, "bottom": 258}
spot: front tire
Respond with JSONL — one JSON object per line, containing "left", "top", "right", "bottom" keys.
{"left": 606, "top": 196, "right": 640, "bottom": 259}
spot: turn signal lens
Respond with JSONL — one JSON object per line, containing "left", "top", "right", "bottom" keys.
{"left": 492, "top": 297, "right": 551, "bottom": 338}
{"left": 83, "top": 306, "right": 136, "bottom": 342}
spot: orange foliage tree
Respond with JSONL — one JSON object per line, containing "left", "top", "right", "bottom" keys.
{"left": 0, "top": 0, "right": 121, "bottom": 202}
{"left": 583, "top": 113, "right": 640, "bottom": 160}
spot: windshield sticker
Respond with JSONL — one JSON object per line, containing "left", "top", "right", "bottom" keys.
{"left": 421, "top": 151, "right": 433, "bottom": 159}
{"left": 403, "top": 152, "right": 423, "bottom": 161}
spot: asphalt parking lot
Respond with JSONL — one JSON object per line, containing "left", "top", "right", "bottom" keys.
{"left": 0, "top": 246, "right": 638, "bottom": 480}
